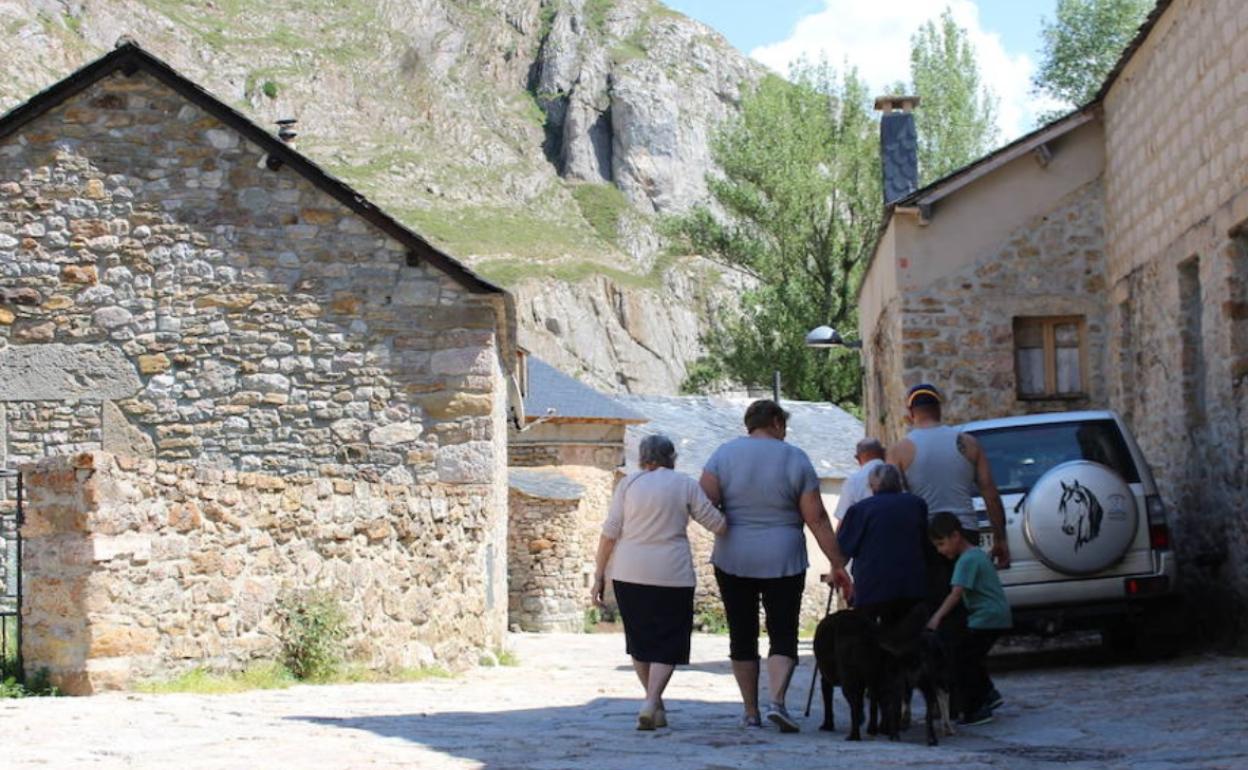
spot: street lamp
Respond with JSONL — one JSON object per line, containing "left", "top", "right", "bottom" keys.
{"left": 805, "top": 325, "right": 862, "bottom": 349}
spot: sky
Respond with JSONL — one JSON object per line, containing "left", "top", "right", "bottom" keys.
{"left": 665, "top": 0, "right": 1065, "bottom": 141}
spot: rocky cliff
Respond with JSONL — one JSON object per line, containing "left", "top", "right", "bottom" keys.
{"left": 0, "top": 0, "right": 759, "bottom": 392}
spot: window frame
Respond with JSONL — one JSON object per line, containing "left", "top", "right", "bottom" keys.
{"left": 1012, "top": 315, "right": 1089, "bottom": 400}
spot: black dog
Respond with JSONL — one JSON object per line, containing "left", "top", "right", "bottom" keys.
{"left": 878, "top": 603, "right": 956, "bottom": 746}
{"left": 813, "top": 610, "right": 880, "bottom": 741}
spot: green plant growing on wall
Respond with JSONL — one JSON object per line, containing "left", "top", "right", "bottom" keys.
{"left": 583, "top": 607, "right": 602, "bottom": 633}
{"left": 0, "top": 668, "right": 59, "bottom": 699}
{"left": 261, "top": 80, "right": 280, "bottom": 99}
{"left": 695, "top": 606, "right": 729, "bottom": 635}
{"left": 277, "top": 590, "right": 348, "bottom": 681}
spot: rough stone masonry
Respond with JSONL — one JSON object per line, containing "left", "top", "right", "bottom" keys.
{"left": 0, "top": 55, "right": 514, "bottom": 691}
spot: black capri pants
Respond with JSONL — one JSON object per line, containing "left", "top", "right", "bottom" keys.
{"left": 714, "top": 567, "right": 805, "bottom": 661}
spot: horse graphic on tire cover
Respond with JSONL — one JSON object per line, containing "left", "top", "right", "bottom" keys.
{"left": 1058, "top": 480, "right": 1104, "bottom": 551}
{"left": 1022, "top": 460, "right": 1139, "bottom": 576}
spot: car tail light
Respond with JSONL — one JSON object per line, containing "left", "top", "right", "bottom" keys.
{"left": 1146, "top": 495, "right": 1170, "bottom": 551}
{"left": 1125, "top": 575, "right": 1169, "bottom": 596}
{"left": 1149, "top": 524, "right": 1171, "bottom": 550}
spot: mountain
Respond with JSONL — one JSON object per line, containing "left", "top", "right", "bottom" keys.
{"left": 1, "top": 0, "right": 762, "bottom": 393}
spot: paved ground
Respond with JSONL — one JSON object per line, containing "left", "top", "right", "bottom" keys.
{"left": 4, "top": 633, "right": 1247, "bottom": 769}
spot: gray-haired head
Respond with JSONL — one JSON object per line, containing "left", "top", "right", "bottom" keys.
{"left": 855, "top": 438, "right": 885, "bottom": 462}
{"left": 639, "top": 434, "right": 677, "bottom": 469}
{"left": 868, "top": 463, "right": 904, "bottom": 494}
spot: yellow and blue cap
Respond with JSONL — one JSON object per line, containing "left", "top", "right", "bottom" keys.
{"left": 906, "top": 383, "right": 942, "bottom": 408}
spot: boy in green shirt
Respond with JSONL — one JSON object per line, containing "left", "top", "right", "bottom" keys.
{"left": 926, "top": 512, "right": 1013, "bottom": 725}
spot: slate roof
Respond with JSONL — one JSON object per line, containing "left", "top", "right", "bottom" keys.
{"left": 524, "top": 358, "right": 647, "bottom": 424}
{"left": 617, "top": 395, "right": 862, "bottom": 480}
{"left": 0, "top": 41, "right": 502, "bottom": 295}
{"left": 508, "top": 468, "right": 585, "bottom": 501}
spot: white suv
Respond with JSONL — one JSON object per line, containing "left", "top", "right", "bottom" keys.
{"left": 958, "top": 410, "right": 1181, "bottom": 649}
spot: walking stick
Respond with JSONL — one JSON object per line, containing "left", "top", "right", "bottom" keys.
{"left": 803, "top": 577, "right": 835, "bottom": 718}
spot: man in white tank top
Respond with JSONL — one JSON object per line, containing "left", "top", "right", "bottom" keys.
{"left": 887, "top": 384, "right": 1011, "bottom": 570}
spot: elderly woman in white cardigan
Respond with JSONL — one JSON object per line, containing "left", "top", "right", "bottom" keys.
{"left": 591, "top": 434, "right": 727, "bottom": 731}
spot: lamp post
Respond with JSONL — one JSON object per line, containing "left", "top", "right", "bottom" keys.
{"left": 774, "top": 327, "right": 859, "bottom": 405}
{"left": 804, "top": 325, "right": 862, "bottom": 350}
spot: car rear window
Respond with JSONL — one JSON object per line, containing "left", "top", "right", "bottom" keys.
{"left": 966, "top": 419, "right": 1140, "bottom": 494}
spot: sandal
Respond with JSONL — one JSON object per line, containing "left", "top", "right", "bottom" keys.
{"left": 637, "top": 706, "right": 657, "bottom": 731}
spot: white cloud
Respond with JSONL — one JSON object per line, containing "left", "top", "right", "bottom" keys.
{"left": 749, "top": 0, "right": 1065, "bottom": 143}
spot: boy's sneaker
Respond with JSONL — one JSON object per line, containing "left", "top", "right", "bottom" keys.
{"left": 986, "top": 688, "right": 1004, "bottom": 710}
{"left": 765, "top": 703, "right": 801, "bottom": 733}
{"left": 957, "top": 706, "right": 994, "bottom": 727}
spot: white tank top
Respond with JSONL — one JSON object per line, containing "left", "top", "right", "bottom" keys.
{"left": 905, "top": 425, "right": 978, "bottom": 531}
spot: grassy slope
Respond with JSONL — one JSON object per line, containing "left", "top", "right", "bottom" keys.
{"left": 2, "top": 0, "right": 676, "bottom": 286}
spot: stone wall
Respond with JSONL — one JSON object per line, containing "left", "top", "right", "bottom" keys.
{"left": 867, "top": 181, "right": 1109, "bottom": 442}
{"left": 0, "top": 70, "right": 507, "bottom": 481}
{"left": 0, "top": 69, "right": 512, "bottom": 676}
{"left": 1101, "top": 0, "right": 1248, "bottom": 632}
{"left": 21, "top": 452, "right": 502, "bottom": 694}
{"left": 507, "top": 466, "right": 613, "bottom": 632}
{"left": 508, "top": 422, "right": 628, "bottom": 471}
{"left": 863, "top": 300, "right": 905, "bottom": 444}
{"left": 508, "top": 464, "right": 841, "bottom": 635}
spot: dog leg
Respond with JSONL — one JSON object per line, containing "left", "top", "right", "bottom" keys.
{"left": 937, "top": 691, "right": 956, "bottom": 736}
{"left": 866, "top": 687, "right": 879, "bottom": 736}
{"left": 918, "top": 679, "right": 938, "bottom": 747}
{"left": 886, "top": 677, "right": 902, "bottom": 741}
{"left": 846, "top": 685, "right": 864, "bottom": 742}
{"left": 820, "top": 675, "right": 835, "bottom": 732}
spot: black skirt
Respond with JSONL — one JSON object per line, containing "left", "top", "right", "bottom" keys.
{"left": 612, "top": 580, "right": 696, "bottom": 665}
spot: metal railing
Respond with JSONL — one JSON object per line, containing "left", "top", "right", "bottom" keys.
{"left": 0, "top": 468, "right": 23, "bottom": 682}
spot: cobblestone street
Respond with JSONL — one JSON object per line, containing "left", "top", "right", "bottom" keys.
{"left": 4, "top": 632, "right": 1247, "bottom": 769}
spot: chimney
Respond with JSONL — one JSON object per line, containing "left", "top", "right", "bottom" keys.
{"left": 275, "top": 118, "right": 298, "bottom": 147}
{"left": 874, "top": 95, "right": 920, "bottom": 205}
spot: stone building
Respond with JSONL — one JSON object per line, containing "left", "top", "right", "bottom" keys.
{"left": 618, "top": 394, "right": 861, "bottom": 625}
{"left": 506, "top": 354, "right": 644, "bottom": 632}
{"left": 508, "top": 351, "right": 647, "bottom": 470}
{"left": 0, "top": 43, "right": 515, "bottom": 691}
{"left": 507, "top": 465, "right": 613, "bottom": 632}
{"left": 860, "top": 0, "right": 1248, "bottom": 630}
{"left": 861, "top": 111, "right": 1109, "bottom": 442}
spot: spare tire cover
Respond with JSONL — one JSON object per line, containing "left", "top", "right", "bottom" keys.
{"left": 1022, "top": 460, "right": 1138, "bottom": 575}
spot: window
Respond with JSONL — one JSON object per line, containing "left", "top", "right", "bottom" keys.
{"left": 1013, "top": 316, "right": 1086, "bottom": 398}
{"left": 967, "top": 419, "right": 1140, "bottom": 494}
{"left": 1178, "top": 257, "right": 1206, "bottom": 430}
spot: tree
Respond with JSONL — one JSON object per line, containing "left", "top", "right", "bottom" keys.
{"left": 1034, "top": 0, "right": 1151, "bottom": 115}
{"left": 673, "top": 61, "right": 880, "bottom": 408}
{"left": 908, "top": 8, "right": 1000, "bottom": 183}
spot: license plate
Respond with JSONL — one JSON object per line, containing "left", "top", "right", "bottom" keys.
{"left": 979, "top": 530, "right": 994, "bottom": 551}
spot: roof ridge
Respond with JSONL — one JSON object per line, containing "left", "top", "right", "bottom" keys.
{"left": 0, "top": 40, "right": 503, "bottom": 295}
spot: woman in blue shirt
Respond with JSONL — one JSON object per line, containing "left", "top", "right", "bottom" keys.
{"left": 700, "top": 400, "right": 852, "bottom": 732}
{"left": 836, "top": 463, "right": 931, "bottom": 628}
